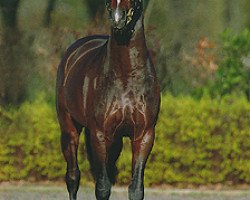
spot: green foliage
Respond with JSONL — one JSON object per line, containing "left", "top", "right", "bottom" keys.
{"left": 208, "top": 29, "right": 250, "bottom": 98}
{"left": 0, "top": 94, "right": 250, "bottom": 185}
{"left": 0, "top": 94, "right": 63, "bottom": 180}
{"left": 147, "top": 94, "right": 250, "bottom": 185}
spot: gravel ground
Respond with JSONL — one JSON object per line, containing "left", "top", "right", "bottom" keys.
{"left": 0, "top": 185, "right": 250, "bottom": 200}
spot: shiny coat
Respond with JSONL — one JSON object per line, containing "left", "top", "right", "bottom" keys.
{"left": 56, "top": 1, "right": 160, "bottom": 199}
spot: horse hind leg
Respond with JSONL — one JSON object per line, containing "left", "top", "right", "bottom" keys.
{"left": 84, "top": 128, "right": 96, "bottom": 179}
{"left": 60, "top": 116, "right": 82, "bottom": 200}
{"left": 129, "top": 128, "right": 155, "bottom": 200}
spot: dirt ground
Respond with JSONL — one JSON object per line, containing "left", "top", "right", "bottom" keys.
{"left": 1, "top": 185, "right": 250, "bottom": 200}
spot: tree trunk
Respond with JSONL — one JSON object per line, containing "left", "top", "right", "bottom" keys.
{"left": 0, "top": 0, "right": 20, "bottom": 45}
{"left": 0, "top": 0, "right": 19, "bottom": 28}
{"left": 0, "top": 0, "right": 26, "bottom": 106}
{"left": 43, "top": 0, "right": 56, "bottom": 27}
{"left": 144, "top": 0, "right": 149, "bottom": 10}
{"left": 85, "top": 0, "right": 105, "bottom": 20}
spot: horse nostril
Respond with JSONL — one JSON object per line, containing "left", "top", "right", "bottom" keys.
{"left": 108, "top": 8, "right": 127, "bottom": 28}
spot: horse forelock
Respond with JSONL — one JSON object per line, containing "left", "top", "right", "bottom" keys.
{"left": 110, "top": 0, "right": 132, "bottom": 9}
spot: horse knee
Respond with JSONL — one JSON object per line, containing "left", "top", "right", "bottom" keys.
{"left": 65, "top": 169, "right": 80, "bottom": 199}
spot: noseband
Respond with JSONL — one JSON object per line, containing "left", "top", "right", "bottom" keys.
{"left": 106, "top": 0, "right": 143, "bottom": 44}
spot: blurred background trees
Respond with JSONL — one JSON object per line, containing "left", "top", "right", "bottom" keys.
{"left": 0, "top": 0, "right": 23, "bottom": 105}
{"left": 44, "top": 0, "right": 56, "bottom": 27}
{"left": 0, "top": 0, "right": 249, "bottom": 106}
{"left": 0, "top": 0, "right": 249, "bottom": 185}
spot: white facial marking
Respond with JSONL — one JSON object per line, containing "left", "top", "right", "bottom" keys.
{"left": 114, "top": 0, "right": 121, "bottom": 22}
{"left": 115, "top": 10, "right": 120, "bottom": 22}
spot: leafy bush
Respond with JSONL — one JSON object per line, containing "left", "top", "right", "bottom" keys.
{"left": 203, "top": 28, "right": 250, "bottom": 99}
{"left": 147, "top": 94, "right": 250, "bottom": 185}
{"left": 0, "top": 94, "right": 63, "bottom": 181}
{"left": 0, "top": 94, "right": 249, "bottom": 185}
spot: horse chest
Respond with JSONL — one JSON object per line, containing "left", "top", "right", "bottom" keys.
{"left": 109, "top": 90, "right": 146, "bottom": 118}
{"left": 93, "top": 77, "right": 158, "bottom": 139}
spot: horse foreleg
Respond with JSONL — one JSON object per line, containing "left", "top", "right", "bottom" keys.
{"left": 90, "top": 129, "right": 112, "bottom": 200}
{"left": 106, "top": 136, "right": 123, "bottom": 184}
{"left": 129, "top": 128, "right": 155, "bottom": 200}
{"left": 61, "top": 119, "right": 82, "bottom": 200}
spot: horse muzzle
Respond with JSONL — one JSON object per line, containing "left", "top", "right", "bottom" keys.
{"left": 109, "top": 8, "right": 127, "bottom": 29}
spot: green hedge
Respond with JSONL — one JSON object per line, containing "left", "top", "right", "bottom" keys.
{"left": 0, "top": 94, "right": 249, "bottom": 185}
{"left": 148, "top": 94, "right": 250, "bottom": 185}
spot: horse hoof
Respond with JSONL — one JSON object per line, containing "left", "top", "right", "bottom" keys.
{"left": 128, "top": 185, "right": 144, "bottom": 200}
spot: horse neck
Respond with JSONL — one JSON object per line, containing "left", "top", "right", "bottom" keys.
{"left": 107, "top": 16, "right": 148, "bottom": 77}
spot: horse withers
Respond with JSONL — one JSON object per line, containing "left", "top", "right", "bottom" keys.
{"left": 56, "top": 0, "right": 160, "bottom": 199}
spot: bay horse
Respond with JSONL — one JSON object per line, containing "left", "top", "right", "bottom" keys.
{"left": 56, "top": 0, "right": 160, "bottom": 199}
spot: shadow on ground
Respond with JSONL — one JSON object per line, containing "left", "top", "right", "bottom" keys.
{"left": 0, "top": 185, "right": 250, "bottom": 200}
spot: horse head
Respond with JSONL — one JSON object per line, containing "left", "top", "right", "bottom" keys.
{"left": 105, "top": 0, "right": 143, "bottom": 44}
